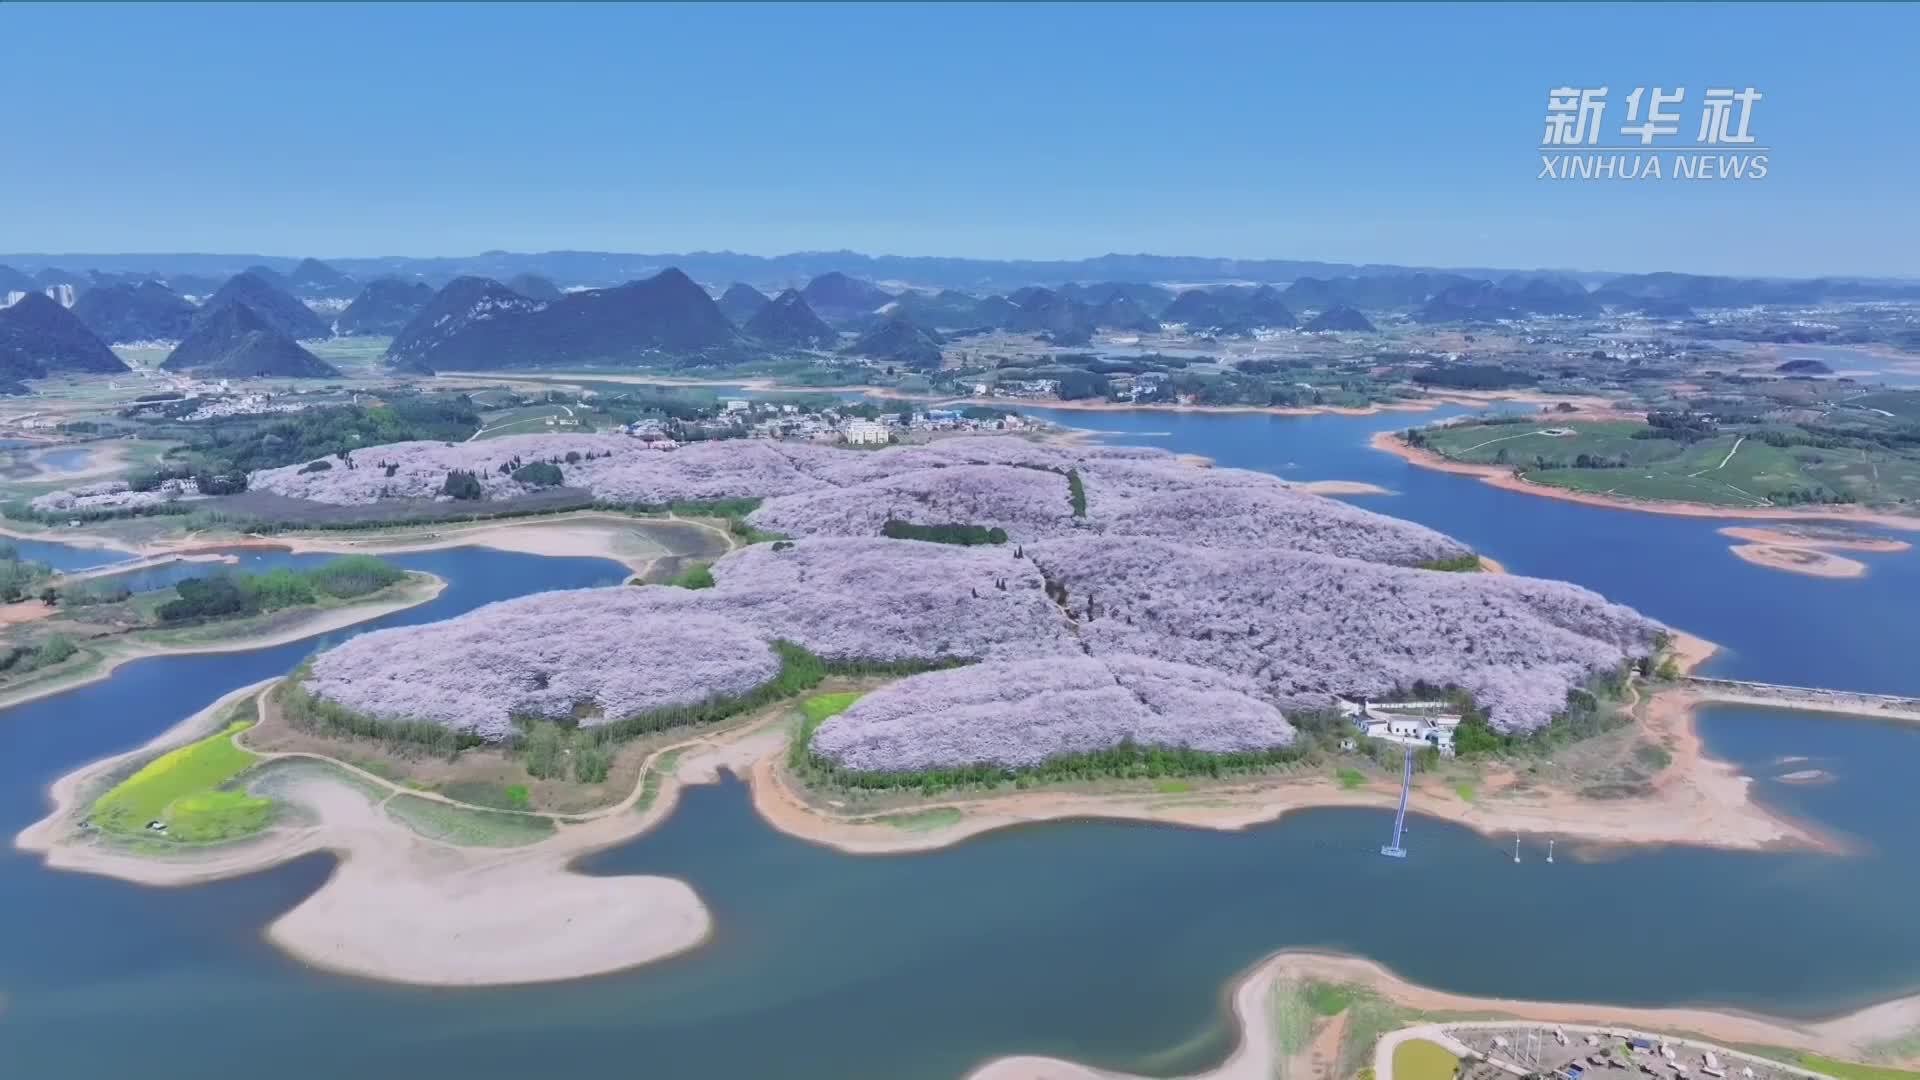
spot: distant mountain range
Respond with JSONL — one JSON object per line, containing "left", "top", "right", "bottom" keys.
{"left": 1304, "top": 304, "right": 1375, "bottom": 332}
{"left": 164, "top": 303, "right": 340, "bottom": 379}
{"left": 716, "top": 282, "right": 770, "bottom": 325}
{"left": 196, "top": 272, "right": 333, "bottom": 340}
{"left": 0, "top": 293, "right": 131, "bottom": 386}
{"left": 72, "top": 281, "right": 196, "bottom": 343}
{"left": 337, "top": 278, "right": 435, "bottom": 335}
{"left": 744, "top": 289, "right": 838, "bottom": 349}
{"left": 506, "top": 273, "right": 562, "bottom": 302}
{"left": 286, "top": 257, "right": 357, "bottom": 299}
{"left": 801, "top": 271, "right": 897, "bottom": 325}
{"left": 387, "top": 268, "right": 738, "bottom": 372}
{"left": 4, "top": 251, "right": 1917, "bottom": 310}
{"left": 844, "top": 315, "right": 943, "bottom": 369}
{"left": 1162, "top": 285, "right": 1295, "bottom": 334}
{"left": 387, "top": 276, "right": 545, "bottom": 372}
{"left": 0, "top": 250, "right": 1635, "bottom": 293}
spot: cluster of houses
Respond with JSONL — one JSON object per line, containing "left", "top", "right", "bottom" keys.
{"left": 1102, "top": 370, "right": 1171, "bottom": 402}
{"left": 1336, "top": 697, "right": 1461, "bottom": 757}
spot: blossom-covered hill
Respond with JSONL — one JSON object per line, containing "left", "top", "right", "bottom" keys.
{"left": 276, "top": 432, "right": 1663, "bottom": 769}
{"left": 809, "top": 656, "right": 1298, "bottom": 772}
{"left": 247, "top": 434, "right": 1466, "bottom": 566}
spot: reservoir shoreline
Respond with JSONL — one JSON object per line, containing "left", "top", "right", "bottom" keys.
{"left": 1370, "top": 430, "right": 1920, "bottom": 531}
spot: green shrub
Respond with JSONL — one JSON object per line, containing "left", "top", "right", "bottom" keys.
{"left": 1414, "top": 554, "right": 1483, "bottom": 572}
{"left": 512, "top": 461, "right": 564, "bottom": 487}
{"left": 304, "top": 555, "right": 407, "bottom": 599}
{"left": 442, "top": 469, "right": 484, "bottom": 500}
{"left": 522, "top": 722, "right": 566, "bottom": 779}
{"left": 667, "top": 561, "right": 715, "bottom": 589}
{"left": 573, "top": 741, "right": 611, "bottom": 783}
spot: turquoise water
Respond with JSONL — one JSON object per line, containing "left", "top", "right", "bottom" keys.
{"left": 3, "top": 411, "right": 1919, "bottom": 1078}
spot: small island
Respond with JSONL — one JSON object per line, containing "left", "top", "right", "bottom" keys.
{"left": 0, "top": 552, "right": 441, "bottom": 707}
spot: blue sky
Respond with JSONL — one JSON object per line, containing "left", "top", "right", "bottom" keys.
{"left": 2, "top": 2, "right": 1914, "bottom": 277}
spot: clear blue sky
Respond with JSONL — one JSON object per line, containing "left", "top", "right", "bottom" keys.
{"left": 2, "top": 2, "right": 1914, "bottom": 277}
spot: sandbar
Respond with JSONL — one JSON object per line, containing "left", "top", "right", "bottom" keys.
{"left": 1297, "top": 480, "right": 1391, "bottom": 496}
{"left": 1719, "top": 526, "right": 1911, "bottom": 553}
{"left": 16, "top": 678, "right": 714, "bottom": 988}
{"left": 1728, "top": 544, "right": 1868, "bottom": 578}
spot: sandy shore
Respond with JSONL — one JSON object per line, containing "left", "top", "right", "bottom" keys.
{"left": 968, "top": 951, "right": 1920, "bottom": 1080}
{"left": 0, "top": 573, "right": 446, "bottom": 710}
{"left": 1718, "top": 526, "right": 1906, "bottom": 579}
{"left": 6, "top": 510, "right": 734, "bottom": 580}
{"left": 1372, "top": 430, "right": 1920, "bottom": 531}
{"left": 264, "top": 511, "right": 734, "bottom": 574}
{"left": 9, "top": 624, "right": 1862, "bottom": 988}
{"left": 748, "top": 631, "right": 1834, "bottom": 858}
{"left": 16, "top": 678, "right": 718, "bottom": 987}
{"left": 1728, "top": 544, "right": 1868, "bottom": 578}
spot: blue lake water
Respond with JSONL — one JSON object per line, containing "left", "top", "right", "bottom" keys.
{"left": 1022, "top": 404, "right": 1920, "bottom": 695}
{"left": 1776, "top": 344, "right": 1920, "bottom": 388}
{"left": 2, "top": 533, "right": 123, "bottom": 572}
{"left": 3, "top": 410, "right": 1919, "bottom": 1078}
{"left": 34, "top": 446, "right": 95, "bottom": 472}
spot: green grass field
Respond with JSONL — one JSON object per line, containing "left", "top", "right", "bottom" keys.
{"left": 1420, "top": 420, "right": 1920, "bottom": 509}
{"left": 1392, "top": 1038, "right": 1461, "bottom": 1080}
{"left": 1303, "top": 980, "right": 1356, "bottom": 1017}
{"left": 471, "top": 403, "right": 623, "bottom": 440}
{"left": 875, "top": 807, "right": 963, "bottom": 831}
{"left": 306, "top": 335, "right": 394, "bottom": 377}
{"left": 801, "top": 691, "right": 863, "bottom": 724}
{"left": 89, "top": 718, "right": 272, "bottom": 839}
{"left": 1799, "top": 1055, "right": 1920, "bottom": 1080}
{"left": 383, "top": 794, "right": 555, "bottom": 847}
{"left": 1336, "top": 767, "right": 1366, "bottom": 790}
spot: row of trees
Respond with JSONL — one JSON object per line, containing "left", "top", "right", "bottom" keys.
{"left": 0, "top": 543, "right": 53, "bottom": 603}
{"left": 136, "top": 395, "right": 486, "bottom": 500}
{"left": 792, "top": 732, "right": 1311, "bottom": 797}
{"left": 880, "top": 519, "right": 1009, "bottom": 546}
{"left": 0, "top": 634, "right": 77, "bottom": 677}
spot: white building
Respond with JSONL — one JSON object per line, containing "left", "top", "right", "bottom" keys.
{"left": 844, "top": 418, "right": 890, "bottom": 445}
{"left": 724, "top": 398, "right": 750, "bottom": 413}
